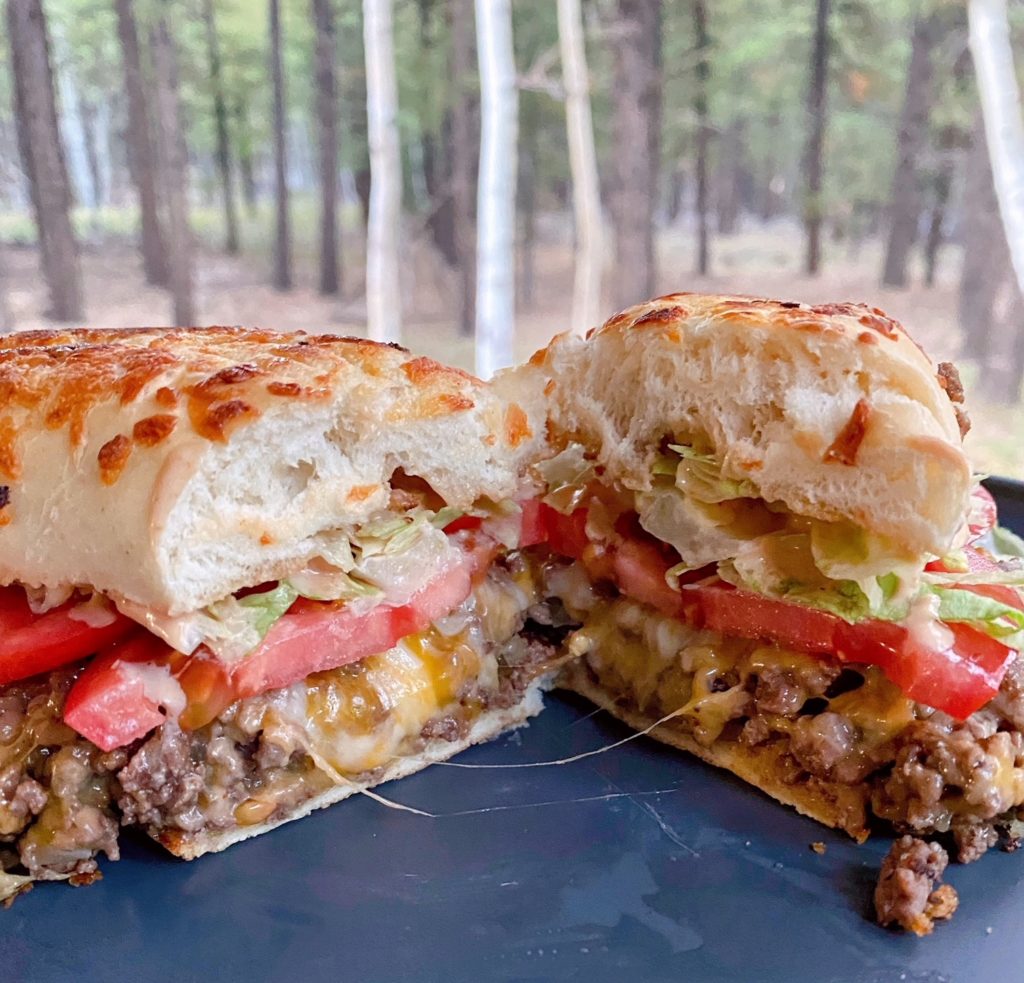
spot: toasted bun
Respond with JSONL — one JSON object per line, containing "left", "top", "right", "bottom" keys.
{"left": 501, "top": 293, "right": 971, "bottom": 557}
{"left": 561, "top": 663, "right": 870, "bottom": 842}
{"left": 0, "top": 328, "right": 536, "bottom": 614}
{"left": 157, "top": 677, "right": 549, "bottom": 859}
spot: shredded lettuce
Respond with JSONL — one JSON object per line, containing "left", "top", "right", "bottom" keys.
{"left": 666, "top": 444, "right": 759, "bottom": 504}
{"left": 538, "top": 444, "right": 596, "bottom": 514}
{"left": 930, "top": 585, "right": 1024, "bottom": 650}
{"left": 992, "top": 524, "right": 1024, "bottom": 559}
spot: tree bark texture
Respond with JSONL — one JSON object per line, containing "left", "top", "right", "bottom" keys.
{"left": 203, "top": 0, "right": 240, "bottom": 255}
{"left": 923, "top": 133, "right": 954, "bottom": 287}
{"left": 114, "top": 0, "right": 167, "bottom": 286}
{"left": 802, "top": 0, "right": 830, "bottom": 275}
{"left": 80, "top": 97, "right": 104, "bottom": 209}
{"left": 693, "top": 0, "right": 711, "bottom": 273}
{"left": 450, "top": 0, "right": 477, "bottom": 336}
{"left": 6, "top": 0, "right": 84, "bottom": 321}
{"left": 269, "top": 0, "right": 292, "bottom": 290}
{"left": 474, "top": 0, "right": 517, "bottom": 377}
{"left": 969, "top": 0, "right": 1024, "bottom": 297}
{"left": 959, "top": 113, "right": 1007, "bottom": 367}
{"left": 363, "top": 0, "right": 402, "bottom": 342}
{"left": 313, "top": 0, "right": 341, "bottom": 295}
{"left": 881, "top": 13, "right": 940, "bottom": 288}
{"left": 610, "top": 0, "right": 662, "bottom": 308}
{"left": 558, "top": 0, "right": 605, "bottom": 335}
{"left": 150, "top": 10, "right": 194, "bottom": 325}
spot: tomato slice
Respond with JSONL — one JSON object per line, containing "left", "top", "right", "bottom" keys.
{"left": 63, "top": 633, "right": 176, "bottom": 751}
{"left": 443, "top": 514, "right": 483, "bottom": 535}
{"left": 63, "top": 548, "right": 481, "bottom": 747}
{"left": 695, "top": 583, "right": 839, "bottom": 654}
{"left": 518, "top": 499, "right": 549, "bottom": 548}
{"left": 540, "top": 504, "right": 589, "bottom": 559}
{"left": 0, "top": 591, "right": 136, "bottom": 687}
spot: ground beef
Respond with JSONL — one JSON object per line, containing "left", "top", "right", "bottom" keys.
{"left": 789, "top": 712, "right": 856, "bottom": 777}
{"left": 752, "top": 661, "right": 838, "bottom": 716}
{"left": 420, "top": 713, "right": 471, "bottom": 743}
{"left": 952, "top": 818, "right": 999, "bottom": 863}
{"left": 117, "top": 722, "right": 205, "bottom": 829}
{"left": 874, "top": 836, "right": 958, "bottom": 935}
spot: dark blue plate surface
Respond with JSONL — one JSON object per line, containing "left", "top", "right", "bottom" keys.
{"left": 4, "top": 481, "right": 1024, "bottom": 983}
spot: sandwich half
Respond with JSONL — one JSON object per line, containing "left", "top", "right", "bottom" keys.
{"left": 503, "top": 293, "right": 1024, "bottom": 859}
{"left": 0, "top": 327, "right": 566, "bottom": 901}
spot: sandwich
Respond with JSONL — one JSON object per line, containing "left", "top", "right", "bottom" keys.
{"left": 503, "top": 293, "right": 1024, "bottom": 870}
{"left": 0, "top": 327, "right": 566, "bottom": 901}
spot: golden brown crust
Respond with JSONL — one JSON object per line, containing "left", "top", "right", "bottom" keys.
{"left": 561, "top": 662, "right": 871, "bottom": 842}
{"left": 0, "top": 328, "right": 489, "bottom": 467}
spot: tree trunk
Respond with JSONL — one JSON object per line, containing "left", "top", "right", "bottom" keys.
{"left": 969, "top": 0, "right": 1024, "bottom": 297}
{"left": 558, "top": 0, "right": 605, "bottom": 335}
{"left": 150, "top": 10, "right": 194, "bottom": 325}
{"left": 234, "top": 99, "right": 258, "bottom": 215}
{"left": 517, "top": 105, "right": 536, "bottom": 310}
{"left": 313, "top": 0, "right": 341, "bottom": 295}
{"left": 363, "top": 0, "right": 402, "bottom": 342}
{"left": 450, "top": 0, "right": 476, "bottom": 337}
{"left": 114, "top": 0, "right": 167, "bottom": 286}
{"left": 881, "top": 13, "right": 940, "bottom": 288}
{"left": 6, "top": 0, "right": 84, "bottom": 321}
{"left": 959, "top": 113, "right": 1006, "bottom": 365}
{"left": 667, "top": 165, "right": 684, "bottom": 223}
{"left": 202, "top": 0, "right": 240, "bottom": 255}
{"left": 610, "top": 0, "right": 662, "bottom": 308}
{"left": 474, "top": 0, "right": 517, "bottom": 377}
{"left": 802, "top": 0, "right": 830, "bottom": 275}
{"left": 692, "top": 0, "right": 711, "bottom": 274}
{"left": 269, "top": 0, "right": 291, "bottom": 290}
{"left": 923, "top": 135, "right": 954, "bottom": 287}
{"left": 80, "top": 97, "right": 104, "bottom": 209}
{"left": 717, "top": 120, "right": 746, "bottom": 236}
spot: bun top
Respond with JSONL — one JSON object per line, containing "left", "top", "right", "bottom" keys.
{"left": 503, "top": 293, "right": 971, "bottom": 557}
{"left": 0, "top": 327, "right": 535, "bottom": 614}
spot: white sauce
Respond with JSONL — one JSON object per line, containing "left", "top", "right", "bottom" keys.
{"left": 905, "top": 592, "right": 955, "bottom": 653}
{"left": 116, "top": 661, "right": 187, "bottom": 718}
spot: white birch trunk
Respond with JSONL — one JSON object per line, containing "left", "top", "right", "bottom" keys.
{"left": 969, "top": 0, "right": 1024, "bottom": 294}
{"left": 558, "top": 0, "right": 604, "bottom": 336}
{"left": 363, "top": 0, "right": 401, "bottom": 342}
{"left": 474, "top": 0, "right": 518, "bottom": 378}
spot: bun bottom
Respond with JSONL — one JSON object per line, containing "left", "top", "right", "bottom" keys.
{"left": 560, "top": 663, "right": 871, "bottom": 843}
{"left": 156, "top": 678, "right": 552, "bottom": 860}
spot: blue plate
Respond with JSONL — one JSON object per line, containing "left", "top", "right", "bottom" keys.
{"left": 4, "top": 481, "right": 1024, "bottom": 983}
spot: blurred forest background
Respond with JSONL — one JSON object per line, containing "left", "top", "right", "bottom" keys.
{"left": 1, "top": 0, "right": 1023, "bottom": 475}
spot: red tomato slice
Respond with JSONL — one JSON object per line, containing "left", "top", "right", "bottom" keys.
{"left": 968, "top": 485, "right": 998, "bottom": 542}
{"left": 63, "top": 633, "right": 176, "bottom": 751}
{"left": 612, "top": 538, "right": 686, "bottom": 618}
{"left": 63, "top": 549, "right": 481, "bottom": 747}
{"left": 518, "top": 499, "right": 549, "bottom": 548}
{"left": 540, "top": 504, "right": 589, "bottom": 559}
{"left": 694, "top": 583, "right": 839, "bottom": 653}
{"left": 0, "top": 592, "right": 136, "bottom": 686}
{"left": 443, "top": 514, "right": 483, "bottom": 535}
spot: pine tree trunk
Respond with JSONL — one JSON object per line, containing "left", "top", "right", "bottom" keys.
{"left": 313, "top": 0, "right": 341, "bottom": 295}
{"left": 969, "top": 0, "right": 1024, "bottom": 297}
{"left": 923, "top": 135, "right": 954, "bottom": 287}
{"left": 202, "top": 0, "right": 240, "bottom": 255}
{"left": 517, "top": 107, "right": 536, "bottom": 310}
{"left": 114, "top": 0, "right": 167, "bottom": 286}
{"left": 6, "top": 0, "right": 84, "bottom": 321}
{"left": 881, "top": 13, "right": 940, "bottom": 288}
{"left": 692, "top": 0, "right": 711, "bottom": 274}
{"left": 450, "top": 0, "right": 476, "bottom": 336}
{"left": 80, "top": 97, "right": 104, "bottom": 209}
{"left": 958, "top": 113, "right": 1005, "bottom": 365}
{"left": 802, "top": 0, "right": 830, "bottom": 275}
{"left": 716, "top": 119, "right": 745, "bottom": 235}
{"left": 559, "top": 0, "right": 605, "bottom": 335}
{"left": 233, "top": 99, "right": 258, "bottom": 215}
{"left": 150, "top": 11, "right": 194, "bottom": 325}
{"left": 269, "top": 0, "right": 291, "bottom": 290}
{"left": 474, "top": 0, "right": 517, "bottom": 377}
{"left": 610, "top": 0, "right": 662, "bottom": 307}
{"left": 363, "top": 0, "right": 402, "bottom": 342}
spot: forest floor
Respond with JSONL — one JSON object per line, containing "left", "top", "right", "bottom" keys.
{"left": 1, "top": 211, "right": 1020, "bottom": 479}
